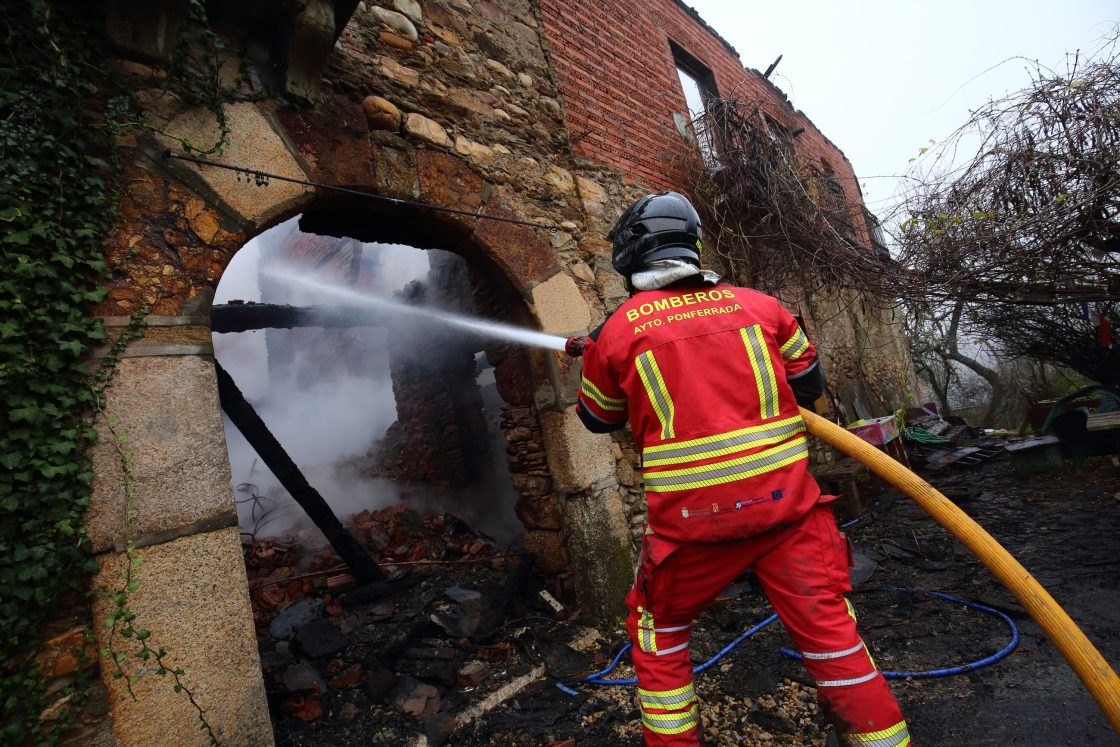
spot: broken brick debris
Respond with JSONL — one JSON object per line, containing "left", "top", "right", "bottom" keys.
{"left": 244, "top": 504, "right": 541, "bottom": 740}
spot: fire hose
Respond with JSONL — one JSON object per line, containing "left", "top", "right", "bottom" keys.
{"left": 800, "top": 407, "right": 1120, "bottom": 731}
{"left": 561, "top": 337, "right": 1120, "bottom": 730}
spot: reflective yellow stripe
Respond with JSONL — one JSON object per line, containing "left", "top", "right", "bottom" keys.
{"left": 741, "top": 325, "right": 780, "bottom": 419}
{"left": 580, "top": 376, "right": 626, "bottom": 411}
{"left": 841, "top": 600, "right": 878, "bottom": 667}
{"left": 780, "top": 327, "right": 810, "bottom": 361}
{"left": 644, "top": 436, "right": 808, "bottom": 492}
{"left": 638, "top": 683, "right": 697, "bottom": 709}
{"left": 844, "top": 719, "right": 910, "bottom": 747}
{"left": 641, "top": 703, "right": 699, "bottom": 735}
{"left": 642, "top": 416, "right": 805, "bottom": 467}
{"left": 636, "top": 351, "right": 675, "bottom": 439}
{"left": 637, "top": 607, "right": 657, "bottom": 653}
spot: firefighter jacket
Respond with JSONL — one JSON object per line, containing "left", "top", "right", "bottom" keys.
{"left": 577, "top": 280, "right": 825, "bottom": 543}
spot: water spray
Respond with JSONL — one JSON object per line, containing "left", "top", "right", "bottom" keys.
{"left": 264, "top": 267, "right": 571, "bottom": 352}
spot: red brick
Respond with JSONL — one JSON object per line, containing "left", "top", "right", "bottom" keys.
{"left": 539, "top": 0, "right": 863, "bottom": 196}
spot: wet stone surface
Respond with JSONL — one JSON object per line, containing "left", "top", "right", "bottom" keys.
{"left": 249, "top": 457, "right": 1120, "bottom": 745}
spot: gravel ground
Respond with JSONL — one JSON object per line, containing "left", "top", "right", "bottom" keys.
{"left": 264, "top": 453, "right": 1120, "bottom": 746}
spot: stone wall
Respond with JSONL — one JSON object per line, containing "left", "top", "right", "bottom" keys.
{"left": 85, "top": 1, "right": 637, "bottom": 742}
{"left": 318, "top": 0, "right": 636, "bottom": 610}
{"left": 77, "top": 0, "right": 915, "bottom": 743}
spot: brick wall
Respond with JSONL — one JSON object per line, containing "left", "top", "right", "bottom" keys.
{"left": 538, "top": 0, "right": 869, "bottom": 240}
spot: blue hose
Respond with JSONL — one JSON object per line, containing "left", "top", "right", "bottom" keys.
{"left": 779, "top": 589, "right": 1019, "bottom": 679}
{"left": 556, "top": 589, "right": 1017, "bottom": 693}
{"left": 555, "top": 510, "right": 1018, "bottom": 694}
{"left": 577, "top": 613, "right": 781, "bottom": 687}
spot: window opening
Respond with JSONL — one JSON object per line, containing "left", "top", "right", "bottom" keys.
{"left": 822, "top": 176, "right": 856, "bottom": 239}
{"left": 672, "top": 42, "right": 721, "bottom": 170}
{"left": 864, "top": 208, "right": 890, "bottom": 260}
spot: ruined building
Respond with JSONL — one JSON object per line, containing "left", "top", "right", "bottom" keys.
{"left": 74, "top": 0, "right": 916, "bottom": 742}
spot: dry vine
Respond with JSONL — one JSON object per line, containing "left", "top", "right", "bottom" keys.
{"left": 678, "top": 97, "right": 902, "bottom": 305}
{"left": 893, "top": 34, "right": 1120, "bottom": 306}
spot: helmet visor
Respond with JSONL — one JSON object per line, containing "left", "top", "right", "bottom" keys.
{"left": 633, "top": 217, "right": 689, "bottom": 235}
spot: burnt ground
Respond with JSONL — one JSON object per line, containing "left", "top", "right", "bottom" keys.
{"left": 250, "top": 454, "right": 1120, "bottom": 746}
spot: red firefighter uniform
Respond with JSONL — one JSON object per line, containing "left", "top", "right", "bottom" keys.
{"left": 576, "top": 281, "right": 909, "bottom": 746}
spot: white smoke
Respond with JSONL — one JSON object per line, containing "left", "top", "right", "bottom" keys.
{"left": 217, "top": 348, "right": 402, "bottom": 541}
{"left": 213, "top": 218, "right": 525, "bottom": 546}
{"left": 214, "top": 219, "right": 425, "bottom": 541}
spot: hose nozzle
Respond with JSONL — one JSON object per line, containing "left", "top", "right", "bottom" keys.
{"left": 564, "top": 336, "right": 586, "bottom": 358}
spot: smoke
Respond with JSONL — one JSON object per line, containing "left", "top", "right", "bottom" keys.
{"left": 214, "top": 219, "right": 425, "bottom": 541}
{"left": 218, "top": 347, "right": 402, "bottom": 541}
{"left": 213, "top": 218, "right": 526, "bottom": 546}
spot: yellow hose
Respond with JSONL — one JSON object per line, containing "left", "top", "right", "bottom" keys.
{"left": 800, "top": 407, "right": 1120, "bottom": 733}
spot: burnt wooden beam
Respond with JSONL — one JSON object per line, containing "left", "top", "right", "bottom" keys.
{"left": 215, "top": 361, "right": 384, "bottom": 584}
{"left": 211, "top": 303, "right": 388, "bottom": 333}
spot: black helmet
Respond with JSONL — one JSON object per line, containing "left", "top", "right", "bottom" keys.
{"left": 608, "top": 191, "right": 703, "bottom": 277}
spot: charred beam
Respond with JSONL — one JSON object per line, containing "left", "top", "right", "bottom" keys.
{"left": 214, "top": 361, "right": 384, "bottom": 584}
{"left": 211, "top": 302, "right": 389, "bottom": 333}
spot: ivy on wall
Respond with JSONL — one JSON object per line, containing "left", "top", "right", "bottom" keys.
{"left": 0, "top": 2, "right": 118, "bottom": 741}
{"left": 2, "top": 0, "right": 241, "bottom": 740}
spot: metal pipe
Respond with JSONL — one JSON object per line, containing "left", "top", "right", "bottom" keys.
{"left": 800, "top": 407, "right": 1120, "bottom": 732}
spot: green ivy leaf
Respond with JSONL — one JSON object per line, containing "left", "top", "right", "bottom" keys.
{"left": 9, "top": 406, "right": 40, "bottom": 424}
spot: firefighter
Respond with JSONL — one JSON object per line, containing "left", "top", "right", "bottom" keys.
{"left": 574, "top": 192, "right": 909, "bottom": 746}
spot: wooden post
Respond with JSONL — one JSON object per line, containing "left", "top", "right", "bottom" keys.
{"left": 210, "top": 303, "right": 388, "bottom": 333}
{"left": 214, "top": 361, "right": 384, "bottom": 584}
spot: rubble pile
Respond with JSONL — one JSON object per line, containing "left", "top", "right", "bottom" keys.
{"left": 245, "top": 507, "right": 515, "bottom": 741}
{"left": 244, "top": 503, "right": 836, "bottom": 745}
{"left": 244, "top": 505, "right": 617, "bottom": 745}
{"left": 242, "top": 449, "right": 1120, "bottom": 745}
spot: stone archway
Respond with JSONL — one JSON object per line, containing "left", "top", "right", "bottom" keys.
{"left": 214, "top": 202, "right": 574, "bottom": 583}
{"left": 89, "top": 98, "right": 635, "bottom": 745}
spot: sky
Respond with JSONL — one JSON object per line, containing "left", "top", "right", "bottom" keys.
{"left": 685, "top": 1, "right": 1119, "bottom": 221}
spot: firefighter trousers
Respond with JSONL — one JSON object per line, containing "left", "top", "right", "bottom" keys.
{"left": 625, "top": 504, "right": 909, "bottom": 746}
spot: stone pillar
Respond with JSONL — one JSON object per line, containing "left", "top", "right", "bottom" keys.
{"left": 87, "top": 317, "right": 272, "bottom": 746}
{"left": 540, "top": 408, "right": 634, "bottom": 624}
{"left": 530, "top": 270, "right": 634, "bottom": 622}
{"left": 563, "top": 487, "right": 637, "bottom": 623}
